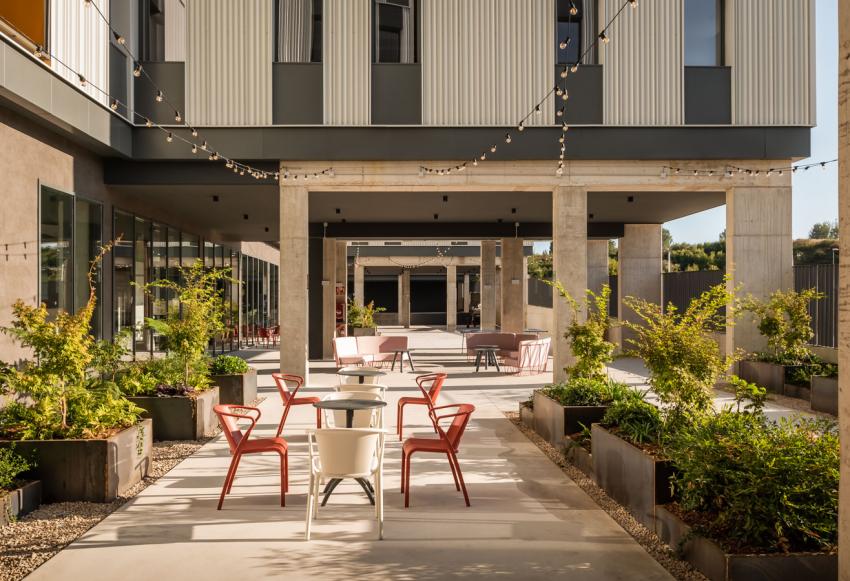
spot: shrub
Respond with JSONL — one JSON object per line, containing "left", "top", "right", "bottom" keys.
{"left": 348, "top": 301, "right": 386, "bottom": 329}
{"left": 118, "top": 357, "right": 210, "bottom": 397}
{"left": 547, "top": 282, "right": 615, "bottom": 381}
{"left": 0, "top": 447, "right": 33, "bottom": 491}
{"left": 541, "top": 377, "right": 636, "bottom": 407}
{"left": 740, "top": 288, "right": 822, "bottom": 364}
{"left": 667, "top": 412, "right": 838, "bottom": 553}
{"left": 210, "top": 355, "right": 250, "bottom": 375}
{"left": 601, "top": 398, "right": 663, "bottom": 446}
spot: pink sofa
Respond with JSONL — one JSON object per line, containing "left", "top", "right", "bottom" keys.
{"left": 503, "top": 337, "right": 551, "bottom": 375}
{"left": 466, "top": 332, "right": 538, "bottom": 359}
{"left": 333, "top": 336, "right": 409, "bottom": 367}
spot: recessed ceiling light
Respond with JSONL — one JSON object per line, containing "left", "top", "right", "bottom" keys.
{"left": 243, "top": 214, "right": 249, "bottom": 220}
{"left": 511, "top": 208, "right": 517, "bottom": 214}
{"left": 627, "top": 196, "right": 635, "bottom": 203}
{"left": 497, "top": 218, "right": 503, "bottom": 223}
{"left": 434, "top": 213, "right": 439, "bottom": 220}
{"left": 335, "top": 208, "right": 341, "bottom": 214}
{"left": 212, "top": 195, "right": 220, "bottom": 202}
{"left": 442, "top": 195, "right": 449, "bottom": 202}
{"left": 264, "top": 227, "right": 269, "bottom": 232}
{"left": 589, "top": 213, "right": 594, "bottom": 219}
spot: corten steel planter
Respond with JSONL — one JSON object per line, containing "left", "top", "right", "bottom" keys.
{"left": 532, "top": 391, "right": 608, "bottom": 447}
{"left": 591, "top": 424, "right": 674, "bottom": 530}
{"left": 738, "top": 361, "right": 787, "bottom": 394}
{"left": 518, "top": 403, "right": 535, "bottom": 430}
{"left": 351, "top": 327, "right": 378, "bottom": 337}
{"left": 212, "top": 369, "right": 257, "bottom": 406}
{"left": 811, "top": 375, "right": 839, "bottom": 415}
{"left": 654, "top": 505, "right": 837, "bottom": 581}
{"left": 0, "top": 480, "right": 42, "bottom": 526}
{"left": 0, "top": 420, "right": 152, "bottom": 502}
{"left": 129, "top": 387, "right": 219, "bottom": 441}
{"left": 564, "top": 438, "right": 594, "bottom": 479}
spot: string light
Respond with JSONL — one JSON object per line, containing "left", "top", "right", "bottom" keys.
{"left": 174, "top": 110, "right": 182, "bottom": 123}
{"left": 155, "top": 90, "right": 163, "bottom": 102}
{"left": 133, "top": 63, "right": 142, "bottom": 77}
{"left": 165, "top": 132, "right": 173, "bottom": 143}
{"left": 660, "top": 159, "right": 837, "bottom": 178}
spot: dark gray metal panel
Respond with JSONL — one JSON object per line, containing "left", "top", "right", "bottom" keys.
{"left": 131, "top": 125, "right": 812, "bottom": 161}
{"left": 371, "top": 64, "right": 422, "bottom": 125}
{"left": 310, "top": 222, "right": 624, "bottom": 239}
{"left": 135, "top": 62, "right": 184, "bottom": 126}
{"left": 109, "top": 44, "right": 130, "bottom": 119}
{"left": 272, "top": 63, "right": 323, "bottom": 125}
{"left": 684, "top": 67, "right": 731, "bottom": 125}
{"left": 556, "top": 64, "right": 603, "bottom": 125}
{"left": 349, "top": 245, "right": 534, "bottom": 257}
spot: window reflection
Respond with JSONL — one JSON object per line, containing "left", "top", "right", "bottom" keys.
{"left": 685, "top": 0, "right": 722, "bottom": 66}
{"left": 275, "top": 0, "right": 323, "bottom": 63}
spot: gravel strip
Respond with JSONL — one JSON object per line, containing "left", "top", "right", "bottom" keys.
{"left": 505, "top": 411, "right": 708, "bottom": 581}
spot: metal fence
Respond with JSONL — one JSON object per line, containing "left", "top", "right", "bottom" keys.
{"left": 662, "top": 270, "right": 726, "bottom": 316}
{"left": 527, "top": 277, "right": 553, "bottom": 308}
{"left": 794, "top": 264, "right": 838, "bottom": 348}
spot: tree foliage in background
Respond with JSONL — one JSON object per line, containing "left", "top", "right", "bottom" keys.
{"left": 527, "top": 252, "right": 553, "bottom": 280}
{"left": 348, "top": 300, "right": 386, "bottom": 329}
{"left": 740, "top": 288, "right": 822, "bottom": 364}
{"left": 809, "top": 221, "right": 839, "bottom": 239}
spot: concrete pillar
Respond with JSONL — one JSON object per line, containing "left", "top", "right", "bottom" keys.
{"left": 446, "top": 264, "right": 457, "bottom": 331}
{"left": 480, "top": 241, "right": 497, "bottom": 330}
{"left": 553, "top": 187, "right": 588, "bottom": 383}
{"left": 354, "top": 263, "right": 365, "bottom": 307}
{"left": 495, "top": 264, "right": 502, "bottom": 327}
{"left": 321, "top": 238, "right": 336, "bottom": 360}
{"left": 463, "top": 272, "right": 471, "bottom": 312}
{"left": 587, "top": 239, "right": 610, "bottom": 297}
{"left": 838, "top": 2, "right": 850, "bottom": 573}
{"left": 618, "top": 224, "right": 663, "bottom": 343}
{"left": 500, "top": 238, "right": 525, "bottom": 332}
{"left": 335, "top": 241, "right": 348, "bottom": 333}
{"left": 725, "top": 187, "right": 793, "bottom": 356}
{"left": 279, "top": 185, "right": 309, "bottom": 378}
{"left": 400, "top": 269, "right": 411, "bottom": 328}
{"left": 523, "top": 255, "right": 529, "bottom": 330}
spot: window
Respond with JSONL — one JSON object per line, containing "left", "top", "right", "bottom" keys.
{"left": 373, "top": 0, "right": 418, "bottom": 64}
{"left": 684, "top": 0, "right": 723, "bottom": 66}
{"left": 0, "top": 0, "right": 47, "bottom": 54}
{"left": 74, "top": 199, "right": 104, "bottom": 338}
{"left": 556, "top": 1, "right": 582, "bottom": 65}
{"left": 112, "top": 211, "right": 135, "bottom": 349}
{"left": 140, "top": 0, "right": 165, "bottom": 61}
{"left": 275, "top": 0, "right": 323, "bottom": 63}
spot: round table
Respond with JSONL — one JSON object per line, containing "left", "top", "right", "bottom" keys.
{"left": 337, "top": 367, "right": 387, "bottom": 384}
{"left": 312, "top": 398, "right": 387, "bottom": 506}
{"left": 474, "top": 345, "right": 501, "bottom": 372}
{"left": 390, "top": 349, "right": 415, "bottom": 373}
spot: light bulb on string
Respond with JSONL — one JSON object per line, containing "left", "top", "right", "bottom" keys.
{"left": 599, "top": 31, "right": 610, "bottom": 43}
{"left": 556, "top": 86, "right": 564, "bottom": 96}
{"left": 113, "top": 31, "right": 125, "bottom": 45}
{"left": 505, "top": 133, "right": 512, "bottom": 143}
{"left": 34, "top": 45, "right": 44, "bottom": 58}
{"left": 560, "top": 67, "right": 568, "bottom": 79}
{"left": 191, "top": 143, "right": 198, "bottom": 154}
{"left": 556, "top": 107, "right": 564, "bottom": 117}
{"left": 166, "top": 132, "right": 173, "bottom": 143}
{"left": 570, "top": 64, "right": 579, "bottom": 73}
{"left": 110, "top": 99, "right": 118, "bottom": 111}
{"left": 569, "top": 2, "right": 578, "bottom": 15}
{"left": 629, "top": 0, "right": 638, "bottom": 7}
{"left": 518, "top": 121, "right": 525, "bottom": 132}
{"left": 78, "top": 74, "right": 87, "bottom": 86}
{"left": 174, "top": 111, "right": 182, "bottom": 123}
{"left": 144, "top": 117, "right": 153, "bottom": 128}
{"left": 534, "top": 105, "right": 542, "bottom": 115}
{"left": 480, "top": 152, "right": 487, "bottom": 161}
{"left": 562, "top": 89, "right": 569, "bottom": 101}
{"left": 155, "top": 90, "right": 163, "bottom": 102}
{"left": 191, "top": 128, "right": 198, "bottom": 137}
{"left": 133, "top": 63, "right": 142, "bottom": 77}
{"left": 490, "top": 144, "right": 497, "bottom": 153}
{"left": 201, "top": 141, "right": 208, "bottom": 151}
{"left": 562, "top": 123, "right": 569, "bottom": 132}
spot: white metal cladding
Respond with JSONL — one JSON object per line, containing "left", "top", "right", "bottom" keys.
{"left": 49, "top": 0, "right": 110, "bottom": 107}
{"left": 421, "top": 0, "right": 554, "bottom": 126}
{"left": 165, "top": 0, "right": 187, "bottom": 62}
{"left": 600, "top": 0, "right": 682, "bottom": 126}
{"left": 728, "top": 0, "right": 814, "bottom": 126}
{"left": 324, "top": 0, "right": 371, "bottom": 125}
{"left": 186, "top": 0, "right": 272, "bottom": 126}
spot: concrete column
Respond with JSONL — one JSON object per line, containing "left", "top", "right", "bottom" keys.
{"left": 587, "top": 239, "right": 610, "bottom": 297}
{"left": 321, "top": 238, "right": 336, "bottom": 360}
{"left": 725, "top": 187, "right": 793, "bottom": 356}
{"left": 838, "top": 2, "right": 850, "bottom": 572}
{"left": 480, "top": 241, "right": 497, "bottom": 330}
{"left": 523, "top": 256, "right": 529, "bottom": 330}
{"left": 446, "top": 264, "right": 457, "bottom": 331}
{"left": 400, "top": 269, "right": 411, "bottom": 328}
{"left": 353, "top": 263, "right": 365, "bottom": 306}
{"left": 500, "top": 238, "right": 525, "bottom": 332}
{"left": 335, "top": 241, "right": 348, "bottom": 333}
{"left": 618, "top": 224, "right": 663, "bottom": 343}
{"left": 463, "top": 272, "right": 471, "bottom": 312}
{"left": 553, "top": 187, "right": 588, "bottom": 383}
{"left": 495, "top": 264, "right": 502, "bottom": 327}
{"left": 279, "top": 185, "right": 309, "bottom": 378}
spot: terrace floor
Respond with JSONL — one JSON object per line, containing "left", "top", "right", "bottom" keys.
{"left": 26, "top": 327, "right": 815, "bottom": 580}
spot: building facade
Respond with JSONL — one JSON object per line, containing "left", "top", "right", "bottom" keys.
{"left": 0, "top": 0, "right": 815, "bottom": 380}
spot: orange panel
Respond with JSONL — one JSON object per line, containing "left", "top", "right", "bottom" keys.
{"left": 0, "top": 0, "right": 47, "bottom": 47}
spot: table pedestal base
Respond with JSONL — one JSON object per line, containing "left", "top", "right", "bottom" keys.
{"left": 321, "top": 477, "right": 375, "bottom": 506}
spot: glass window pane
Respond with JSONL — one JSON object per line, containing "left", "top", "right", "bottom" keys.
{"left": 556, "top": 21, "right": 581, "bottom": 65}
{"left": 151, "top": 223, "right": 168, "bottom": 353}
{"left": 182, "top": 233, "right": 199, "bottom": 267}
{"left": 275, "top": 0, "right": 323, "bottom": 63}
{"left": 74, "top": 199, "right": 103, "bottom": 338}
{"left": 113, "top": 211, "right": 135, "bottom": 351}
{"left": 685, "top": 0, "right": 721, "bottom": 66}
{"left": 374, "top": 0, "right": 416, "bottom": 63}
{"left": 204, "top": 240, "right": 215, "bottom": 268}
{"left": 134, "top": 218, "right": 151, "bottom": 353}
{"left": 40, "top": 187, "right": 74, "bottom": 319}
{"left": 167, "top": 228, "right": 181, "bottom": 315}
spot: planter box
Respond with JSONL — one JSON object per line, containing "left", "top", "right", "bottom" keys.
{"left": 738, "top": 361, "right": 786, "bottom": 394}
{"left": 532, "top": 391, "right": 608, "bottom": 447}
{"left": 782, "top": 382, "right": 811, "bottom": 401}
{"left": 352, "top": 327, "right": 378, "bottom": 337}
{"left": 591, "top": 424, "right": 674, "bottom": 530}
{"left": 129, "top": 388, "right": 219, "bottom": 441}
{"left": 212, "top": 369, "right": 257, "bottom": 406}
{"left": 564, "top": 438, "right": 594, "bottom": 479}
{"left": 0, "top": 420, "right": 152, "bottom": 502}
{"left": 811, "top": 375, "right": 839, "bottom": 415}
{"left": 518, "top": 403, "right": 535, "bottom": 430}
{"left": 0, "top": 480, "right": 42, "bottom": 526}
{"left": 655, "top": 506, "right": 837, "bottom": 581}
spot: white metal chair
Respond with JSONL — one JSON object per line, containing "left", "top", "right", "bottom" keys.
{"left": 320, "top": 391, "right": 385, "bottom": 429}
{"left": 337, "top": 383, "right": 388, "bottom": 400}
{"left": 306, "top": 428, "right": 385, "bottom": 541}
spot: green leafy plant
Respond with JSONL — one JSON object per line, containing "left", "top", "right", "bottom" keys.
{"left": 348, "top": 300, "right": 386, "bottom": 329}
{"left": 601, "top": 398, "right": 663, "bottom": 446}
{"left": 547, "top": 282, "right": 615, "bottom": 381}
{"left": 740, "top": 288, "right": 822, "bottom": 364}
{"left": 210, "top": 355, "right": 250, "bottom": 375}
{"left": 0, "top": 447, "right": 33, "bottom": 491}
{"left": 143, "top": 260, "right": 231, "bottom": 389}
{"left": 541, "top": 377, "right": 635, "bottom": 407}
{"left": 727, "top": 375, "right": 767, "bottom": 414}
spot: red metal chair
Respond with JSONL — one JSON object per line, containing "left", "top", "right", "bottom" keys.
{"left": 396, "top": 373, "right": 447, "bottom": 440}
{"left": 400, "top": 403, "right": 475, "bottom": 508}
{"left": 272, "top": 373, "right": 322, "bottom": 437}
{"left": 214, "top": 404, "right": 288, "bottom": 510}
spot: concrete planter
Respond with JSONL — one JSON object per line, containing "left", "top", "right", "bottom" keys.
{"left": 655, "top": 506, "right": 837, "bottom": 581}
{"left": 0, "top": 420, "right": 152, "bottom": 502}
{"left": 811, "top": 375, "right": 839, "bottom": 415}
{"left": 518, "top": 403, "right": 534, "bottom": 430}
{"left": 564, "top": 437, "right": 594, "bottom": 478}
{"left": 532, "top": 391, "right": 608, "bottom": 447}
{"left": 0, "top": 480, "right": 42, "bottom": 526}
{"left": 212, "top": 369, "right": 257, "bottom": 406}
{"left": 129, "top": 388, "right": 219, "bottom": 441}
{"left": 591, "top": 424, "right": 674, "bottom": 530}
{"left": 738, "top": 361, "right": 787, "bottom": 394}
{"left": 351, "top": 327, "right": 378, "bottom": 337}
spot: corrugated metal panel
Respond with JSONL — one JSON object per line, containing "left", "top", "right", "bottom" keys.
{"left": 50, "top": 0, "right": 110, "bottom": 107}
{"left": 186, "top": 0, "right": 272, "bottom": 126}
{"left": 422, "top": 0, "right": 554, "bottom": 126}
{"left": 728, "top": 0, "right": 813, "bottom": 126}
{"left": 324, "top": 0, "right": 370, "bottom": 125}
{"left": 165, "top": 0, "right": 186, "bottom": 62}
{"left": 600, "top": 0, "right": 682, "bottom": 126}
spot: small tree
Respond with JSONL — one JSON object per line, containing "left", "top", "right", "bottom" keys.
{"left": 347, "top": 300, "right": 385, "bottom": 329}
{"left": 144, "top": 260, "right": 231, "bottom": 387}
{"left": 740, "top": 288, "right": 821, "bottom": 363}
{"left": 548, "top": 282, "right": 614, "bottom": 381}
